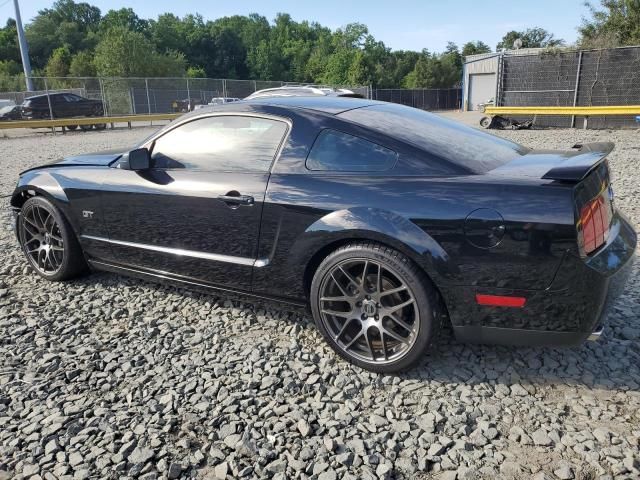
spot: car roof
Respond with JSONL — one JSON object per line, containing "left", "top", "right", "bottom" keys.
{"left": 24, "top": 93, "right": 65, "bottom": 101}
{"left": 240, "top": 96, "right": 382, "bottom": 115}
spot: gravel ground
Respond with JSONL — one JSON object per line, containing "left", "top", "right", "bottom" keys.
{"left": 0, "top": 126, "right": 639, "bottom": 480}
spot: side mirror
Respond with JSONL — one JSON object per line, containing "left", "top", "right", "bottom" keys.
{"left": 128, "top": 148, "right": 151, "bottom": 170}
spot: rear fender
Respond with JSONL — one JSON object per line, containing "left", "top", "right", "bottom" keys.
{"left": 299, "top": 207, "right": 455, "bottom": 286}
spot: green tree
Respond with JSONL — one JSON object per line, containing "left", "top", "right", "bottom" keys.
{"left": 186, "top": 66, "right": 206, "bottom": 78}
{"left": 0, "top": 60, "right": 24, "bottom": 91}
{"left": 26, "top": 0, "right": 101, "bottom": 68}
{"left": 0, "top": 20, "right": 20, "bottom": 65}
{"left": 462, "top": 40, "right": 491, "bottom": 57}
{"left": 94, "top": 27, "right": 185, "bottom": 77}
{"left": 100, "top": 8, "right": 148, "bottom": 34}
{"left": 496, "top": 27, "right": 564, "bottom": 50}
{"left": 403, "top": 44, "right": 462, "bottom": 89}
{"left": 45, "top": 46, "right": 72, "bottom": 77}
{"left": 579, "top": 0, "right": 640, "bottom": 48}
{"left": 69, "top": 51, "right": 96, "bottom": 76}
{"left": 0, "top": 4, "right": 500, "bottom": 89}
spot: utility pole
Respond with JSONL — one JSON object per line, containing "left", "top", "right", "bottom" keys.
{"left": 13, "top": 0, "right": 34, "bottom": 91}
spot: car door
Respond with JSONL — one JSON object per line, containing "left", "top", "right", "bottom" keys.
{"left": 49, "top": 94, "right": 66, "bottom": 118}
{"left": 62, "top": 94, "right": 85, "bottom": 117}
{"left": 96, "top": 114, "right": 289, "bottom": 290}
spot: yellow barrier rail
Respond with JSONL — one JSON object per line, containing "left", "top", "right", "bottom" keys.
{"left": 0, "top": 113, "right": 182, "bottom": 130}
{"left": 484, "top": 105, "right": 640, "bottom": 116}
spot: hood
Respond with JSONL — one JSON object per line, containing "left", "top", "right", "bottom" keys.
{"left": 56, "top": 148, "right": 126, "bottom": 166}
{"left": 489, "top": 142, "right": 614, "bottom": 182}
{"left": 20, "top": 148, "right": 126, "bottom": 175}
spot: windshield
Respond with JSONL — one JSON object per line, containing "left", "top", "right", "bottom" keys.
{"left": 339, "top": 103, "right": 529, "bottom": 173}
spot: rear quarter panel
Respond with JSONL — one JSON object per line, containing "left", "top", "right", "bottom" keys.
{"left": 254, "top": 172, "right": 577, "bottom": 301}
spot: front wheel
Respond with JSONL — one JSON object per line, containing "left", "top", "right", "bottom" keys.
{"left": 18, "top": 196, "right": 87, "bottom": 281}
{"left": 310, "top": 242, "right": 441, "bottom": 373}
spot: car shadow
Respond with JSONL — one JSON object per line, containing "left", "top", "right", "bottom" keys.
{"left": 403, "top": 325, "right": 640, "bottom": 394}
{"left": 72, "top": 268, "right": 640, "bottom": 394}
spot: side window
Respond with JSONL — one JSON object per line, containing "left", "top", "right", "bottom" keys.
{"left": 306, "top": 129, "right": 397, "bottom": 172}
{"left": 150, "top": 116, "right": 288, "bottom": 172}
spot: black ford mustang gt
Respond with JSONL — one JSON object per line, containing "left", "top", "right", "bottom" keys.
{"left": 10, "top": 97, "right": 637, "bottom": 372}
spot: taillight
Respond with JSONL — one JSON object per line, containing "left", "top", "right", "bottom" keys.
{"left": 578, "top": 191, "right": 611, "bottom": 256}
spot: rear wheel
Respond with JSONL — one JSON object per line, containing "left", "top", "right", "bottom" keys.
{"left": 94, "top": 123, "right": 106, "bottom": 130}
{"left": 66, "top": 125, "right": 78, "bottom": 131}
{"left": 310, "top": 242, "right": 440, "bottom": 373}
{"left": 480, "top": 116, "right": 492, "bottom": 129}
{"left": 80, "top": 124, "right": 93, "bottom": 131}
{"left": 18, "top": 197, "right": 87, "bottom": 281}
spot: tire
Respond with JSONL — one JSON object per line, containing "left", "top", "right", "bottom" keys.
{"left": 310, "top": 242, "right": 441, "bottom": 373}
{"left": 66, "top": 125, "right": 78, "bottom": 131}
{"left": 94, "top": 123, "right": 106, "bottom": 130}
{"left": 80, "top": 124, "right": 93, "bottom": 131}
{"left": 479, "top": 116, "right": 492, "bottom": 129}
{"left": 18, "top": 196, "right": 87, "bottom": 281}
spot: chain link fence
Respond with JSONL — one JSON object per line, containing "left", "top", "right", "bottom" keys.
{"left": 0, "top": 77, "right": 371, "bottom": 124}
{"left": 373, "top": 88, "right": 461, "bottom": 111}
{"left": 497, "top": 46, "right": 640, "bottom": 128}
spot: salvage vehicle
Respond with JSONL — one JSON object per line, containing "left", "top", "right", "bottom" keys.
{"left": 21, "top": 93, "right": 104, "bottom": 119}
{"left": 0, "top": 104, "right": 23, "bottom": 121}
{"left": 10, "top": 97, "right": 636, "bottom": 372}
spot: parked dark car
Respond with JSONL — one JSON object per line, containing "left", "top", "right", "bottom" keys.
{"left": 10, "top": 97, "right": 636, "bottom": 372}
{"left": 0, "top": 104, "right": 22, "bottom": 121}
{"left": 21, "top": 92, "right": 104, "bottom": 121}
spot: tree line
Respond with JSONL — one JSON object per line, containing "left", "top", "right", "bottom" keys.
{"left": 0, "top": 0, "right": 638, "bottom": 91}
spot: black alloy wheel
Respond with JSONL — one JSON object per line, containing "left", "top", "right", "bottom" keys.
{"left": 18, "top": 196, "right": 87, "bottom": 281}
{"left": 311, "top": 242, "right": 441, "bottom": 373}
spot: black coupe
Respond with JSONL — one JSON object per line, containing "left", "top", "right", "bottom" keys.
{"left": 10, "top": 97, "right": 636, "bottom": 372}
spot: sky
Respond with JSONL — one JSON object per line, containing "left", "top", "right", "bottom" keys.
{"left": 1, "top": 0, "right": 592, "bottom": 53}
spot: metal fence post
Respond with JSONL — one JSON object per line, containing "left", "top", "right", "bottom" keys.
{"left": 186, "top": 77, "right": 191, "bottom": 111}
{"left": 145, "top": 78, "right": 151, "bottom": 114}
{"left": 571, "top": 51, "right": 583, "bottom": 128}
{"left": 495, "top": 53, "right": 504, "bottom": 106}
{"left": 43, "top": 77, "right": 55, "bottom": 134}
{"left": 43, "top": 77, "right": 54, "bottom": 121}
{"left": 99, "top": 78, "right": 108, "bottom": 117}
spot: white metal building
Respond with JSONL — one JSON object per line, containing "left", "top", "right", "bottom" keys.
{"left": 462, "top": 48, "right": 552, "bottom": 111}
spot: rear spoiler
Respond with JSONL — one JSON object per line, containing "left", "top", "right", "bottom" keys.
{"left": 542, "top": 142, "right": 614, "bottom": 182}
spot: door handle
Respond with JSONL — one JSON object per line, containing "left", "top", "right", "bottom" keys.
{"left": 217, "top": 192, "right": 255, "bottom": 207}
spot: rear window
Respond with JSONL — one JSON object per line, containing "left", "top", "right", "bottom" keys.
{"left": 306, "top": 129, "right": 397, "bottom": 172}
{"left": 338, "top": 103, "right": 528, "bottom": 173}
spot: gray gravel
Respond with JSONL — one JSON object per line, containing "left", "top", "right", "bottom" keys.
{"left": 0, "top": 126, "right": 639, "bottom": 480}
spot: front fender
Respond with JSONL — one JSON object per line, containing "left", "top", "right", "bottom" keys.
{"left": 296, "top": 207, "right": 456, "bottom": 285}
{"left": 11, "top": 170, "right": 70, "bottom": 208}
